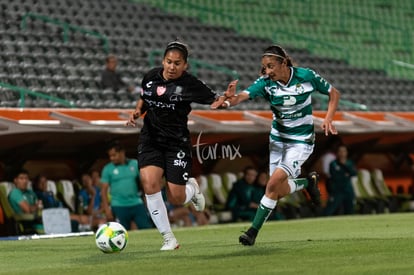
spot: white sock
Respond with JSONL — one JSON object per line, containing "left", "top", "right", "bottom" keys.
{"left": 145, "top": 192, "right": 172, "bottom": 235}
{"left": 287, "top": 178, "right": 307, "bottom": 193}
{"left": 287, "top": 179, "right": 297, "bottom": 193}
{"left": 261, "top": 195, "right": 277, "bottom": 209}
{"left": 184, "top": 182, "right": 196, "bottom": 204}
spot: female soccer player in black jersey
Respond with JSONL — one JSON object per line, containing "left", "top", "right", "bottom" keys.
{"left": 127, "top": 41, "right": 228, "bottom": 250}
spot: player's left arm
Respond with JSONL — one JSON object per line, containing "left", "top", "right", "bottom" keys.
{"left": 322, "top": 86, "right": 340, "bottom": 136}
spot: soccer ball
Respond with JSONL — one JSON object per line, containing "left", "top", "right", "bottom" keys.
{"left": 95, "top": 222, "right": 128, "bottom": 253}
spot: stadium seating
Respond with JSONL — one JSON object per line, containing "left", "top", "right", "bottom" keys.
{"left": 0, "top": 0, "right": 413, "bottom": 111}
{"left": 46, "top": 180, "right": 57, "bottom": 196}
{"left": 133, "top": 0, "right": 414, "bottom": 111}
{"left": 221, "top": 172, "right": 237, "bottom": 193}
{"left": 56, "top": 179, "right": 76, "bottom": 213}
{"left": 198, "top": 175, "right": 214, "bottom": 211}
{"left": 198, "top": 172, "right": 319, "bottom": 222}
{"left": 206, "top": 173, "right": 232, "bottom": 222}
{"left": 370, "top": 168, "right": 410, "bottom": 212}
{"left": 348, "top": 169, "right": 413, "bottom": 214}
{"left": 357, "top": 169, "right": 390, "bottom": 213}
{"left": 350, "top": 176, "right": 377, "bottom": 214}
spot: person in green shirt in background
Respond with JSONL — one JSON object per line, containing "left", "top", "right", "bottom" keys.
{"left": 9, "top": 169, "right": 40, "bottom": 215}
{"left": 226, "top": 166, "right": 258, "bottom": 222}
{"left": 101, "top": 141, "right": 153, "bottom": 230}
{"left": 323, "top": 144, "right": 357, "bottom": 216}
{"left": 8, "top": 169, "right": 43, "bottom": 232}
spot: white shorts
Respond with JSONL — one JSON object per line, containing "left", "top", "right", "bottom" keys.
{"left": 269, "top": 139, "right": 314, "bottom": 178}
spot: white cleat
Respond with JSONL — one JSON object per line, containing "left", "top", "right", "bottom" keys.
{"left": 160, "top": 235, "right": 180, "bottom": 251}
{"left": 188, "top": 177, "right": 205, "bottom": 211}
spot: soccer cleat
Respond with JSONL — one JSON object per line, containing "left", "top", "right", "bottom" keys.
{"left": 239, "top": 231, "right": 256, "bottom": 246}
{"left": 160, "top": 236, "right": 180, "bottom": 251}
{"left": 188, "top": 177, "right": 205, "bottom": 211}
{"left": 306, "top": 172, "right": 321, "bottom": 206}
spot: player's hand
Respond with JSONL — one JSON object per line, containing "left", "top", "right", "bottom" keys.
{"left": 322, "top": 120, "right": 338, "bottom": 136}
{"left": 211, "top": 80, "right": 238, "bottom": 109}
{"left": 224, "top": 80, "right": 238, "bottom": 98}
{"left": 126, "top": 110, "right": 140, "bottom": 127}
{"left": 211, "top": 96, "right": 230, "bottom": 109}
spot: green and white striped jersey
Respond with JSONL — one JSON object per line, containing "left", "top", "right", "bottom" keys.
{"left": 245, "top": 67, "right": 331, "bottom": 145}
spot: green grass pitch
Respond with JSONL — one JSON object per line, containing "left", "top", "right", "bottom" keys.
{"left": 1, "top": 213, "right": 414, "bottom": 275}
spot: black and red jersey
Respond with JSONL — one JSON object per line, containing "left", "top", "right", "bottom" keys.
{"left": 139, "top": 67, "right": 218, "bottom": 148}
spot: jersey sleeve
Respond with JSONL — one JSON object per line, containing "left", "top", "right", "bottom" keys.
{"left": 188, "top": 77, "right": 219, "bottom": 104}
{"left": 100, "top": 165, "right": 110, "bottom": 185}
{"left": 308, "top": 69, "right": 332, "bottom": 95}
{"left": 245, "top": 76, "right": 268, "bottom": 99}
{"left": 9, "top": 189, "right": 24, "bottom": 204}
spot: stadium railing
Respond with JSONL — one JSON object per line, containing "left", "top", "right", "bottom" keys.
{"left": 385, "top": 59, "right": 414, "bottom": 80}
{"left": 0, "top": 82, "right": 75, "bottom": 108}
{"left": 312, "top": 93, "right": 368, "bottom": 111}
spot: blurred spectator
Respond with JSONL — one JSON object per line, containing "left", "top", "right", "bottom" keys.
{"left": 252, "top": 171, "right": 268, "bottom": 204}
{"left": 100, "top": 54, "right": 134, "bottom": 92}
{"left": 32, "top": 174, "right": 61, "bottom": 209}
{"left": 163, "top": 187, "right": 209, "bottom": 227}
{"left": 323, "top": 144, "right": 357, "bottom": 216}
{"left": 8, "top": 169, "right": 42, "bottom": 232}
{"left": 101, "top": 141, "right": 153, "bottom": 230}
{"left": 78, "top": 172, "right": 106, "bottom": 230}
{"left": 9, "top": 169, "right": 41, "bottom": 215}
{"left": 32, "top": 174, "right": 93, "bottom": 232}
{"left": 188, "top": 203, "right": 209, "bottom": 226}
{"left": 320, "top": 137, "right": 342, "bottom": 194}
{"left": 90, "top": 169, "right": 102, "bottom": 190}
{"left": 226, "top": 166, "right": 259, "bottom": 221}
{"left": 166, "top": 204, "right": 192, "bottom": 227}
{"left": 321, "top": 150, "right": 336, "bottom": 194}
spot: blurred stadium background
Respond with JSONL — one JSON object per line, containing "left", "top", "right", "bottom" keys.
{"left": 1, "top": 0, "right": 414, "bottom": 234}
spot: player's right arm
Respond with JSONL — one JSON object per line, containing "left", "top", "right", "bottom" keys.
{"left": 322, "top": 86, "right": 340, "bottom": 136}
{"left": 126, "top": 98, "right": 145, "bottom": 127}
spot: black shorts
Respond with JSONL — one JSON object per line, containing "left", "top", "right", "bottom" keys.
{"left": 137, "top": 141, "right": 192, "bottom": 185}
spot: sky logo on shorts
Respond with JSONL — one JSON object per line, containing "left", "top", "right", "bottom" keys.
{"left": 174, "top": 150, "right": 187, "bottom": 168}
{"left": 174, "top": 159, "right": 187, "bottom": 168}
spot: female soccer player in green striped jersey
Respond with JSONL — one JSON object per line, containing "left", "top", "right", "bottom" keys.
{"left": 213, "top": 45, "right": 340, "bottom": 246}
